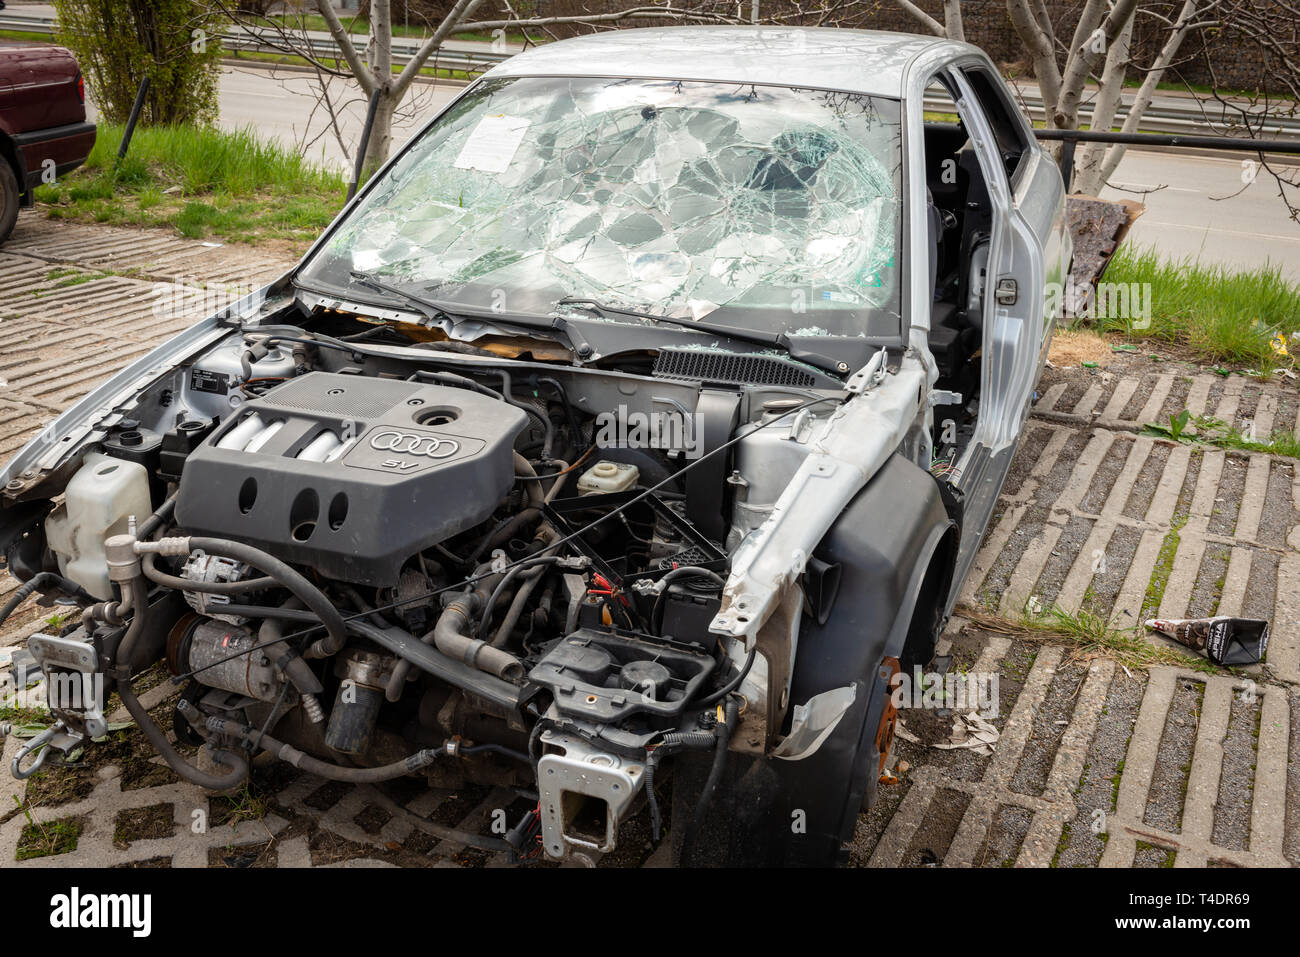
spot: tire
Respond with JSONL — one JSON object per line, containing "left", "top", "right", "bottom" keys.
{"left": 0, "top": 160, "right": 19, "bottom": 246}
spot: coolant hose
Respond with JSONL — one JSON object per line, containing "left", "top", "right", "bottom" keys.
{"left": 113, "top": 578, "right": 250, "bottom": 790}
{"left": 213, "top": 604, "right": 522, "bottom": 711}
{"left": 0, "top": 572, "right": 96, "bottom": 627}
{"left": 206, "top": 714, "right": 442, "bottom": 783}
{"left": 184, "top": 537, "right": 347, "bottom": 658}
{"left": 141, "top": 551, "right": 276, "bottom": 594}
{"left": 490, "top": 564, "right": 547, "bottom": 648}
{"left": 433, "top": 592, "right": 524, "bottom": 679}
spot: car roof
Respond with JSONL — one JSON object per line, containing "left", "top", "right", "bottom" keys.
{"left": 487, "top": 26, "right": 969, "bottom": 98}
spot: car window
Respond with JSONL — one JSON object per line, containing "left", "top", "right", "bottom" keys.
{"left": 953, "top": 67, "right": 1032, "bottom": 186}
{"left": 299, "top": 75, "right": 905, "bottom": 340}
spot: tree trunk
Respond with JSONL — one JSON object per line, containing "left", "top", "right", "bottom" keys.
{"left": 1096, "top": 0, "right": 1207, "bottom": 186}
{"left": 943, "top": 0, "right": 964, "bottom": 42}
{"left": 1072, "top": 4, "right": 1135, "bottom": 194}
{"left": 360, "top": 88, "right": 396, "bottom": 183}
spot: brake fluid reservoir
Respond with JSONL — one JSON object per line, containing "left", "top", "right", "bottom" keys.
{"left": 44, "top": 452, "right": 153, "bottom": 598}
{"left": 577, "top": 460, "right": 639, "bottom": 495}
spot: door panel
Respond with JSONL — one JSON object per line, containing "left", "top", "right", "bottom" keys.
{"left": 944, "top": 66, "right": 1048, "bottom": 611}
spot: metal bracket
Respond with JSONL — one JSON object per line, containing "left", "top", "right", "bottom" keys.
{"left": 11, "top": 721, "right": 86, "bottom": 780}
{"left": 537, "top": 729, "right": 645, "bottom": 858}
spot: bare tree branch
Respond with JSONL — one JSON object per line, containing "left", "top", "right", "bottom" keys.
{"left": 884, "top": 0, "right": 944, "bottom": 37}
{"left": 394, "top": 0, "right": 483, "bottom": 97}
{"left": 313, "top": 0, "right": 377, "bottom": 94}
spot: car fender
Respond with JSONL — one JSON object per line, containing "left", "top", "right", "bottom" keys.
{"left": 691, "top": 453, "right": 956, "bottom": 865}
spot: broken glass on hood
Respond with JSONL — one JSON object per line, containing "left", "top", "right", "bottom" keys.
{"left": 299, "top": 76, "right": 904, "bottom": 339}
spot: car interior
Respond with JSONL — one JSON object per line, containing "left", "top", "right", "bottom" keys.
{"left": 920, "top": 71, "right": 1029, "bottom": 474}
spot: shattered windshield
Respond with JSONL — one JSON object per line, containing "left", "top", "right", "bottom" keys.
{"left": 299, "top": 76, "right": 903, "bottom": 338}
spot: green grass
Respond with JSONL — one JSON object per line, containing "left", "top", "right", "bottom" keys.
{"left": 1141, "top": 514, "right": 1187, "bottom": 623}
{"left": 1143, "top": 414, "right": 1300, "bottom": 460}
{"left": 16, "top": 816, "right": 82, "bottom": 860}
{"left": 34, "top": 123, "right": 346, "bottom": 248}
{"left": 0, "top": 29, "right": 55, "bottom": 43}
{"left": 960, "top": 602, "right": 1221, "bottom": 674}
{"left": 1091, "top": 244, "right": 1300, "bottom": 374}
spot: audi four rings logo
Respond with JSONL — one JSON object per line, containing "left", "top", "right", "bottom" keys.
{"left": 368, "top": 430, "right": 460, "bottom": 458}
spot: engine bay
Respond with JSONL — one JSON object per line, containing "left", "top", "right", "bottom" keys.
{"left": 2, "top": 297, "right": 860, "bottom": 862}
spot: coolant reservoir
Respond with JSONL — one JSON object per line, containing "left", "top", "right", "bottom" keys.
{"left": 577, "top": 460, "right": 639, "bottom": 495}
{"left": 44, "top": 452, "right": 153, "bottom": 598}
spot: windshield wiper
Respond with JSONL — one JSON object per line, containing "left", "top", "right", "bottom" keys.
{"left": 556, "top": 297, "right": 850, "bottom": 376}
{"left": 338, "top": 273, "right": 594, "bottom": 360}
{"left": 347, "top": 271, "right": 460, "bottom": 326}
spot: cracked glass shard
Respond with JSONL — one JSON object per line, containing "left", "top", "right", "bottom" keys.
{"left": 301, "top": 76, "right": 903, "bottom": 337}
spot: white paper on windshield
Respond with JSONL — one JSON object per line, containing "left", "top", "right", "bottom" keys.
{"left": 453, "top": 114, "right": 530, "bottom": 174}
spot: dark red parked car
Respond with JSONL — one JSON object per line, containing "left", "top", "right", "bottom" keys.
{"left": 0, "top": 42, "right": 96, "bottom": 243}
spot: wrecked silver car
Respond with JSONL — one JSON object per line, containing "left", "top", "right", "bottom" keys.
{"left": 0, "top": 27, "right": 1068, "bottom": 865}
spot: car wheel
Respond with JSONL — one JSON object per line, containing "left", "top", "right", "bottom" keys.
{"left": 0, "top": 160, "right": 19, "bottom": 245}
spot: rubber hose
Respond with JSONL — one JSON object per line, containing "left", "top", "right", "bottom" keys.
{"left": 679, "top": 695, "right": 740, "bottom": 865}
{"left": 114, "top": 578, "right": 250, "bottom": 790}
{"left": 0, "top": 572, "right": 96, "bottom": 627}
{"left": 141, "top": 551, "right": 276, "bottom": 594}
{"left": 207, "top": 715, "right": 441, "bottom": 783}
{"left": 432, "top": 594, "right": 524, "bottom": 679}
{"left": 645, "top": 729, "right": 716, "bottom": 843}
{"left": 490, "top": 564, "right": 547, "bottom": 648}
{"left": 186, "top": 536, "right": 347, "bottom": 658}
{"left": 691, "top": 648, "right": 757, "bottom": 709}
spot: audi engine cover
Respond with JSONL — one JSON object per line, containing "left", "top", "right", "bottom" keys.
{"left": 174, "top": 371, "right": 527, "bottom": 585}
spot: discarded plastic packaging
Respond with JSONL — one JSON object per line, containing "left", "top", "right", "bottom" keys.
{"left": 933, "top": 711, "right": 999, "bottom": 756}
{"left": 1144, "top": 616, "right": 1270, "bottom": 666}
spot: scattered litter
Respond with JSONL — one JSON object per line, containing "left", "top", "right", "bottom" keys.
{"left": 1112, "top": 344, "right": 1138, "bottom": 352}
{"left": 1081, "top": 360, "right": 1099, "bottom": 368}
{"left": 894, "top": 719, "right": 920, "bottom": 744}
{"left": 1144, "top": 616, "right": 1270, "bottom": 665}
{"left": 896, "top": 760, "right": 911, "bottom": 774}
{"left": 879, "top": 768, "right": 899, "bottom": 785}
{"left": 933, "top": 711, "right": 999, "bottom": 755}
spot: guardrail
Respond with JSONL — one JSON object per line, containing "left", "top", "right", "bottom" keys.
{"left": 0, "top": 13, "right": 511, "bottom": 74}
{"left": 1034, "top": 128, "right": 1300, "bottom": 191}
{"left": 8, "top": 11, "right": 1299, "bottom": 140}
